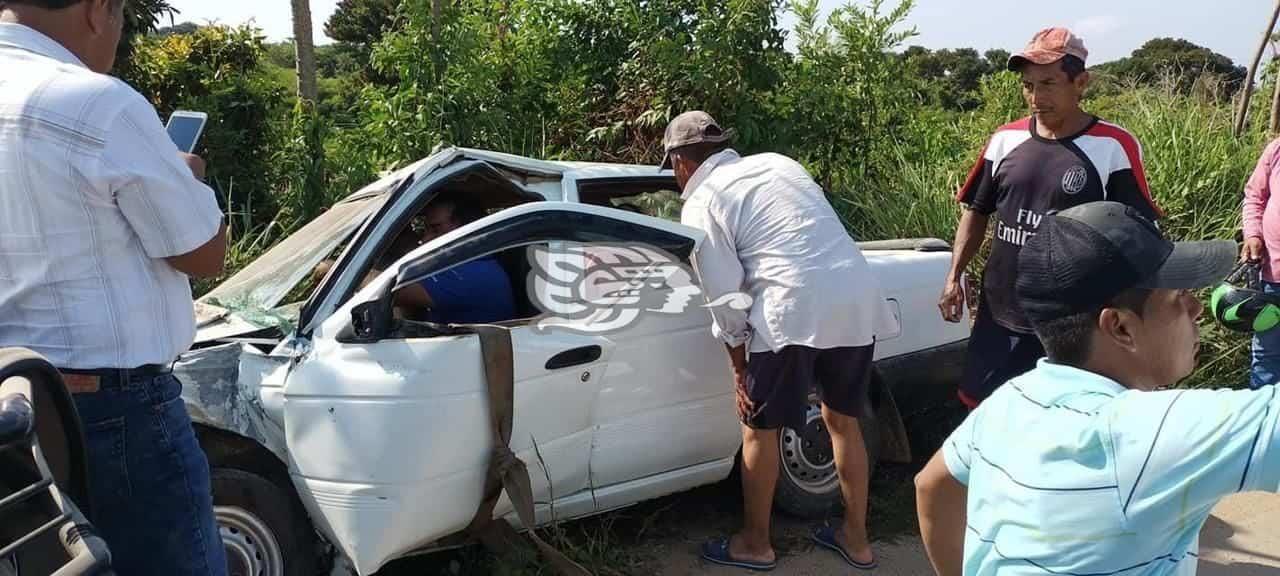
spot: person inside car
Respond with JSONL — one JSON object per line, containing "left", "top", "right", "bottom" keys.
{"left": 310, "top": 196, "right": 517, "bottom": 325}
{"left": 391, "top": 198, "right": 517, "bottom": 324}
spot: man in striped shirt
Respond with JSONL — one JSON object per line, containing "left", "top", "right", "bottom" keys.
{"left": 915, "top": 201, "right": 1266, "bottom": 576}
{"left": 938, "top": 27, "right": 1163, "bottom": 408}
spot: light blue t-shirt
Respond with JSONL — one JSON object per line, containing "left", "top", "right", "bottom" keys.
{"left": 943, "top": 359, "right": 1280, "bottom": 575}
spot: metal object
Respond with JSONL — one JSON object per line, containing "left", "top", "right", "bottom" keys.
{"left": 779, "top": 402, "right": 838, "bottom": 494}
{"left": 0, "top": 349, "right": 115, "bottom": 575}
{"left": 217, "top": 506, "right": 284, "bottom": 576}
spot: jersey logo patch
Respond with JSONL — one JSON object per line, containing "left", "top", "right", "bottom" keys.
{"left": 1062, "top": 165, "right": 1088, "bottom": 195}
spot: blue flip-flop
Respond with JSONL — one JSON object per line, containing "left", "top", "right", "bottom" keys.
{"left": 699, "top": 537, "right": 777, "bottom": 572}
{"left": 811, "top": 526, "right": 878, "bottom": 570}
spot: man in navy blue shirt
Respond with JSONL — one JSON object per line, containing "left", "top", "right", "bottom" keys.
{"left": 393, "top": 198, "right": 516, "bottom": 324}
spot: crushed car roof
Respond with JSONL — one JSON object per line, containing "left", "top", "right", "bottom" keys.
{"left": 336, "top": 147, "right": 671, "bottom": 204}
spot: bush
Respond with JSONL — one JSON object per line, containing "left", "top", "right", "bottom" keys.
{"left": 123, "top": 25, "right": 292, "bottom": 227}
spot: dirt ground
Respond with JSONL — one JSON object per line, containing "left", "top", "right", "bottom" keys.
{"left": 651, "top": 492, "right": 1280, "bottom": 575}
{"left": 386, "top": 472, "right": 1280, "bottom": 575}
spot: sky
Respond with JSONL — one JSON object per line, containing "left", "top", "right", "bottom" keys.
{"left": 164, "top": 0, "right": 1273, "bottom": 67}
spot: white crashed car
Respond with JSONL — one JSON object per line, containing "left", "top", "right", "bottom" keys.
{"left": 178, "top": 148, "right": 971, "bottom": 576}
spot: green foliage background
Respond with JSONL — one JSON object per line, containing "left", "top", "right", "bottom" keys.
{"left": 118, "top": 0, "right": 1278, "bottom": 391}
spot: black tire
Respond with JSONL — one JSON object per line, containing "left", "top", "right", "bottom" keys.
{"left": 211, "top": 468, "right": 318, "bottom": 576}
{"left": 773, "top": 402, "right": 882, "bottom": 520}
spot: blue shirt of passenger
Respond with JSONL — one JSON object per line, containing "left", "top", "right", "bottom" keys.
{"left": 419, "top": 257, "right": 515, "bottom": 324}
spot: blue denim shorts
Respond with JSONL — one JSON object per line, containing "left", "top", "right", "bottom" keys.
{"left": 1252, "top": 282, "right": 1280, "bottom": 389}
{"left": 71, "top": 371, "right": 226, "bottom": 576}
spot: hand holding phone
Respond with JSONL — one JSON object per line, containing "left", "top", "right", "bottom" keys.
{"left": 165, "top": 110, "right": 208, "bottom": 154}
{"left": 180, "top": 153, "right": 206, "bottom": 181}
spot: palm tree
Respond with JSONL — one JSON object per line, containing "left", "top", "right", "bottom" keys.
{"left": 290, "top": 0, "right": 319, "bottom": 102}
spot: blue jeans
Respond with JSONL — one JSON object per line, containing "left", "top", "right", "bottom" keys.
{"left": 1252, "top": 282, "right": 1280, "bottom": 389}
{"left": 72, "top": 371, "right": 227, "bottom": 576}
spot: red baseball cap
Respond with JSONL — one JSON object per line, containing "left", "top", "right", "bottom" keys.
{"left": 1007, "top": 27, "right": 1089, "bottom": 70}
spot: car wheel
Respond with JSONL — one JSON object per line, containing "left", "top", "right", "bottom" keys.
{"left": 211, "top": 468, "right": 318, "bottom": 576}
{"left": 773, "top": 398, "right": 882, "bottom": 519}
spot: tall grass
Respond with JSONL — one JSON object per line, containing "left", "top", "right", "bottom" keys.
{"left": 1092, "top": 80, "right": 1269, "bottom": 389}
{"left": 829, "top": 71, "right": 1024, "bottom": 243}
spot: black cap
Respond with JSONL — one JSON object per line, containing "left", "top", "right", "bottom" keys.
{"left": 1015, "top": 201, "right": 1237, "bottom": 325}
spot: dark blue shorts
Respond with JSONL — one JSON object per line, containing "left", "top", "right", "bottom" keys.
{"left": 742, "top": 344, "right": 875, "bottom": 430}
{"left": 71, "top": 371, "right": 227, "bottom": 576}
{"left": 958, "top": 303, "right": 1045, "bottom": 409}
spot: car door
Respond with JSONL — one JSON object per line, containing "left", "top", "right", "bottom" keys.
{"left": 278, "top": 201, "right": 713, "bottom": 575}
{"left": 577, "top": 241, "right": 742, "bottom": 506}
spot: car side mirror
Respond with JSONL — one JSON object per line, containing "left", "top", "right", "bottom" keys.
{"left": 339, "top": 292, "right": 393, "bottom": 344}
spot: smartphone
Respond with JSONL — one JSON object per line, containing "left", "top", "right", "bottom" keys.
{"left": 165, "top": 110, "right": 208, "bottom": 154}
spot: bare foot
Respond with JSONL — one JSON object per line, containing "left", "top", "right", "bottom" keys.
{"left": 835, "top": 527, "right": 875, "bottom": 565}
{"left": 729, "top": 533, "right": 777, "bottom": 565}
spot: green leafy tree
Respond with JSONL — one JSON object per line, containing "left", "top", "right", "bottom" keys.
{"left": 779, "top": 0, "right": 918, "bottom": 207}
{"left": 125, "top": 25, "right": 292, "bottom": 224}
{"left": 115, "top": 0, "right": 174, "bottom": 77}
{"left": 322, "top": 0, "right": 400, "bottom": 83}
{"left": 325, "top": 0, "right": 399, "bottom": 45}
{"left": 900, "top": 46, "right": 1000, "bottom": 110}
{"left": 1093, "top": 38, "right": 1247, "bottom": 97}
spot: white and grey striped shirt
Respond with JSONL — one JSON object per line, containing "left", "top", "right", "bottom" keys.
{"left": 0, "top": 23, "right": 223, "bottom": 369}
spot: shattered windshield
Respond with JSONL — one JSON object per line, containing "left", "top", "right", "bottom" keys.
{"left": 198, "top": 195, "right": 387, "bottom": 333}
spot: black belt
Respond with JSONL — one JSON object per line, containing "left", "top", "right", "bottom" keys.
{"left": 56, "top": 364, "right": 173, "bottom": 378}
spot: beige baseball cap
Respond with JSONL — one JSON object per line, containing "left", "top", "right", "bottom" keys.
{"left": 660, "top": 110, "right": 735, "bottom": 170}
{"left": 1007, "top": 27, "right": 1089, "bottom": 70}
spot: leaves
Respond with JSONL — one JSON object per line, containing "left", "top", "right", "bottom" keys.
{"left": 1092, "top": 38, "right": 1248, "bottom": 99}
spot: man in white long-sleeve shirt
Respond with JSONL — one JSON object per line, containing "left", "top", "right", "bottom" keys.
{"left": 663, "top": 111, "right": 899, "bottom": 571}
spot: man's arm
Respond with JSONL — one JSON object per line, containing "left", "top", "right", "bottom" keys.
{"left": 919, "top": 405, "right": 979, "bottom": 576}
{"left": 1104, "top": 170, "right": 1162, "bottom": 223}
{"left": 163, "top": 152, "right": 227, "bottom": 278}
{"left": 1098, "top": 127, "right": 1163, "bottom": 221}
{"left": 686, "top": 203, "right": 751, "bottom": 349}
{"left": 1113, "top": 387, "right": 1280, "bottom": 509}
{"left": 941, "top": 138, "right": 997, "bottom": 322}
{"left": 916, "top": 449, "right": 968, "bottom": 576}
{"left": 725, "top": 342, "right": 751, "bottom": 419}
{"left": 939, "top": 209, "right": 988, "bottom": 322}
{"left": 107, "top": 96, "right": 225, "bottom": 278}
{"left": 166, "top": 223, "right": 227, "bottom": 278}
{"left": 394, "top": 283, "right": 434, "bottom": 310}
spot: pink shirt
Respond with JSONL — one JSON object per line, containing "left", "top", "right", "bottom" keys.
{"left": 1243, "top": 137, "right": 1280, "bottom": 282}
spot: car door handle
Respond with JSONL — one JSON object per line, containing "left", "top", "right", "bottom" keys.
{"left": 545, "top": 345, "right": 602, "bottom": 370}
